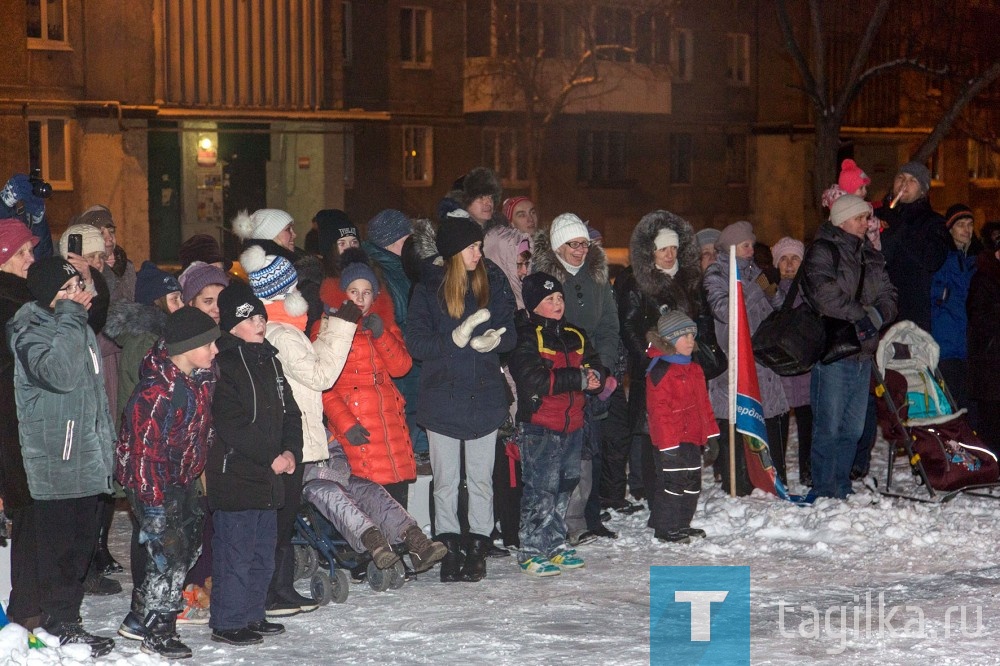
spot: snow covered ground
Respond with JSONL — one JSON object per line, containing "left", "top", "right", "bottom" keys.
{"left": 5, "top": 420, "right": 1000, "bottom": 665}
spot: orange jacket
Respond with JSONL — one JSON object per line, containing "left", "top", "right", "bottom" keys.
{"left": 318, "top": 278, "right": 416, "bottom": 484}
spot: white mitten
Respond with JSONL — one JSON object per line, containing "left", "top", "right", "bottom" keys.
{"left": 470, "top": 327, "right": 506, "bottom": 353}
{"left": 452, "top": 308, "right": 491, "bottom": 348}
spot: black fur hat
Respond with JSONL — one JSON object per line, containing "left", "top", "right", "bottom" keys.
{"left": 460, "top": 167, "right": 502, "bottom": 208}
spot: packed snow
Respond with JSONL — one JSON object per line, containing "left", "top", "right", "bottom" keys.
{"left": 4, "top": 418, "right": 999, "bottom": 665}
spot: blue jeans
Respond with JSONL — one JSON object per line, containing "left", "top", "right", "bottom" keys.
{"left": 810, "top": 357, "right": 872, "bottom": 498}
{"left": 517, "top": 424, "right": 583, "bottom": 562}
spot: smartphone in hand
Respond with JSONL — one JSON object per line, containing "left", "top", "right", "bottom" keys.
{"left": 68, "top": 233, "right": 83, "bottom": 256}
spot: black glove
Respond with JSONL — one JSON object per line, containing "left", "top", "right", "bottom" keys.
{"left": 855, "top": 315, "right": 879, "bottom": 343}
{"left": 344, "top": 424, "right": 370, "bottom": 446}
{"left": 363, "top": 313, "right": 384, "bottom": 339}
{"left": 331, "top": 300, "right": 362, "bottom": 324}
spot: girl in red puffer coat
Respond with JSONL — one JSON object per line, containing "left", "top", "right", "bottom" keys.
{"left": 318, "top": 251, "right": 416, "bottom": 504}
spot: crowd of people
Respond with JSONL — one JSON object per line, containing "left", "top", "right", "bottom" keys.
{"left": 1, "top": 160, "right": 999, "bottom": 658}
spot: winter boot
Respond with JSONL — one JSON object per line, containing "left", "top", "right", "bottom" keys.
{"left": 360, "top": 526, "right": 401, "bottom": 569}
{"left": 459, "top": 533, "right": 490, "bottom": 583}
{"left": 140, "top": 611, "right": 191, "bottom": 659}
{"left": 437, "top": 533, "right": 464, "bottom": 582}
{"left": 119, "top": 590, "right": 149, "bottom": 640}
{"left": 402, "top": 525, "right": 447, "bottom": 573}
{"left": 47, "top": 620, "right": 116, "bottom": 658}
{"left": 83, "top": 567, "right": 122, "bottom": 596}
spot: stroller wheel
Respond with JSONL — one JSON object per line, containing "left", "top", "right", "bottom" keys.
{"left": 294, "top": 545, "right": 319, "bottom": 580}
{"left": 331, "top": 569, "right": 350, "bottom": 603}
{"left": 367, "top": 560, "right": 391, "bottom": 593}
{"left": 311, "top": 571, "right": 343, "bottom": 606}
{"left": 388, "top": 561, "right": 406, "bottom": 590}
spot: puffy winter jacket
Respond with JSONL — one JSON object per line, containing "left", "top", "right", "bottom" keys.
{"left": 115, "top": 339, "right": 216, "bottom": 506}
{"left": 508, "top": 309, "right": 606, "bottom": 434}
{"left": 801, "top": 222, "right": 899, "bottom": 359}
{"left": 103, "top": 300, "right": 167, "bottom": 425}
{"left": 0, "top": 272, "right": 35, "bottom": 510}
{"left": 406, "top": 256, "right": 516, "bottom": 440}
{"left": 207, "top": 332, "right": 303, "bottom": 511}
{"left": 930, "top": 237, "right": 981, "bottom": 360}
{"left": 645, "top": 339, "right": 719, "bottom": 450}
{"left": 6, "top": 299, "right": 115, "bottom": 500}
{"left": 264, "top": 297, "right": 356, "bottom": 463}
{"left": 320, "top": 281, "right": 416, "bottom": 485}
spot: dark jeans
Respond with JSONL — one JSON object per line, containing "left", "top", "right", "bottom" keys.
{"left": 211, "top": 508, "right": 277, "bottom": 631}
{"left": 780, "top": 405, "right": 814, "bottom": 484}
{"left": 598, "top": 386, "right": 631, "bottom": 504}
{"left": 811, "top": 357, "right": 872, "bottom": 498}
{"left": 34, "top": 495, "right": 98, "bottom": 626}
{"left": 650, "top": 443, "right": 702, "bottom": 533}
{"left": 851, "top": 392, "right": 878, "bottom": 477}
{"left": 6, "top": 504, "right": 41, "bottom": 625}
{"left": 517, "top": 424, "right": 582, "bottom": 562}
{"left": 127, "top": 484, "right": 204, "bottom": 614}
{"left": 267, "top": 465, "right": 303, "bottom": 604}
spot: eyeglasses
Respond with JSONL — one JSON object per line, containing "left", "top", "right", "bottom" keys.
{"left": 565, "top": 240, "right": 591, "bottom": 250}
{"left": 58, "top": 279, "right": 85, "bottom": 295}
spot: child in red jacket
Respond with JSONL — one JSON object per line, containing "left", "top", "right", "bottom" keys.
{"left": 645, "top": 310, "right": 719, "bottom": 544}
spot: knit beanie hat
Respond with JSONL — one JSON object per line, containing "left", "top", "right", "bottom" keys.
{"left": 830, "top": 195, "right": 872, "bottom": 227}
{"left": 164, "top": 307, "right": 220, "bottom": 357}
{"left": 75, "top": 204, "right": 115, "bottom": 230}
{"left": 240, "top": 245, "right": 298, "bottom": 299}
{"left": 898, "top": 161, "right": 931, "bottom": 194}
{"left": 522, "top": 271, "right": 563, "bottom": 315}
{"left": 657, "top": 310, "right": 697, "bottom": 343}
{"left": 716, "top": 220, "right": 755, "bottom": 250}
{"left": 58, "top": 224, "right": 105, "bottom": 258}
{"left": 588, "top": 225, "right": 603, "bottom": 242}
{"left": 179, "top": 233, "right": 227, "bottom": 270}
{"left": 837, "top": 159, "right": 871, "bottom": 195}
{"left": 135, "top": 260, "right": 182, "bottom": 306}
{"left": 436, "top": 210, "right": 484, "bottom": 259}
{"left": 27, "top": 256, "right": 81, "bottom": 306}
{"left": 315, "top": 209, "right": 357, "bottom": 256}
{"left": 654, "top": 228, "right": 679, "bottom": 250}
{"left": 232, "top": 208, "right": 294, "bottom": 241}
{"left": 945, "top": 203, "right": 974, "bottom": 230}
{"left": 549, "top": 213, "right": 589, "bottom": 249}
{"left": 0, "top": 218, "right": 38, "bottom": 266}
{"left": 179, "top": 261, "right": 231, "bottom": 304}
{"left": 771, "top": 237, "right": 805, "bottom": 264}
{"left": 367, "top": 209, "right": 413, "bottom": 249}
{"left": 695, "top": 228, "right": 720, "bottom": 248}
{"left": 502, "top": 196, "right": 530, "bottom": 224}
{"left": 218, "top": 281, "right": 267, "bottom": 333}
{"left": 339, "top": 248, "right": 380, "bottom": 296}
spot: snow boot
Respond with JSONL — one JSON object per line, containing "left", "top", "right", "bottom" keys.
{"left": 437, "top": 533, "right": 464, "bottom": 582}
{"left": 360, "top": 526, "right": 401, "bottom": 569}
{"left": 119, "top": 590, "right": 149, "bottom": 640}
{"left": 655, "top": 530, "right": 691, "bottom": 544}
{"left": 47, "top": 620, "right": 115, "bottom": 658}
{"left": 403, "top": 525, "right": 447, "bottom": 573}
{"left": 140, "top": 611, "right": 191, "bottom": 659}
{"left": 459, "top": 533, "right": 490, "bottom": 582}
{"left": 83, "top": 567, "right": 122, "bottom": 596}
{"left": 680, "top": 527, "right": 707, "bottom": 539}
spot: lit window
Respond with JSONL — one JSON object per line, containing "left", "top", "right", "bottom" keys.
{"left": 400, "top": 7, "right": 431, "bottom": 67}
{"left": 403, "top": 126, "right": 433, "bottom": 186}
{"left": 28, "top": 118, "right": 72, "bottom": 190}
{"left": 483, "top": 128, "right": 529, "bottom": 187}
{"left": 726, "top": 134, "right": 747, "bottom": 185}
{"left": 669, "top": 133, "right": 693, "bottom": 185}
{"left": 726, "top": 33, "right": 750, "bottom": 85}
{"left": 27, "top": 0, "right": 68, "bottom": 48}
{"left": 968, "top": 140, "right": 998, "bottom": 182}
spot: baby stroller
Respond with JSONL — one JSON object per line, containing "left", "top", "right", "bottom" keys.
{"left": 873, "top": 320, "right": 1000, "bottom": 502}
{"left": 291, "top": 502, "right": 408, "bottom": 605}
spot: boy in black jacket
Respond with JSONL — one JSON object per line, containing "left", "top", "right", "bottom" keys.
{"left": 207, "top": 282, "right": 303, "bottom": 646}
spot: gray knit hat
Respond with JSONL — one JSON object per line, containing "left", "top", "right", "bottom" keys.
{"left": 657, "top": 310, "right": 697, "bottom": 343}
{"left": 899, "top": 161, "right": 931, "bottom": 194}
{"left": 367, "top": 209, "right": 413, "bottom": 249}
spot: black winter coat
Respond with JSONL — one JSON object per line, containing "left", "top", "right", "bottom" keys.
{"left": 878, "top": 196, "right": 949, "bottom": 332}
{"left": 0, "top": 272, "right": 33, "bottom": 510}
{"left": 207, "top": 332, "right": 303, "bottom": 511}
{"left": 967, "top": 250, "right": 1000, "bottom": 402}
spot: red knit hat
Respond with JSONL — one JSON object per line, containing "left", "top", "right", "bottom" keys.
{"left": 838, "top": 159, "right": 871, "bottom": 195}
{"left": 502, "top": 196, "right": 530, "bottom": 224}
{"left": 0, "top": 218, "right": 38, "bottom": 266}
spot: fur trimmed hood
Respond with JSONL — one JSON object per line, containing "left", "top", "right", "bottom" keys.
{"left": 629, "top": 210, "right": 703, "bottom": 318}
{"left": 410, "top": 217, "right": 440, "bottom": 263}
{"left": 531, "top": 229, "right": 609, "bottom": 286}
{"left": 103, "top": 301, "right": 168, "bottom": 345}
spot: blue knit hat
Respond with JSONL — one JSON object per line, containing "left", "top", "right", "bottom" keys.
{"left": 366, "top": 209, "right": 412, "bottom": 249}
{"left": 246, "top": 252, "right": 298, "bottom": 299}
{"left": 135, "top": 260, "right": 182, "bottom": 306}
{"left": 339, "top": 248, "right": 380, "bottom": 296}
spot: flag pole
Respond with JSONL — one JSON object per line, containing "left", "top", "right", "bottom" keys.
{"left": 728, "top": 244, "right": 737, "bottom": 497}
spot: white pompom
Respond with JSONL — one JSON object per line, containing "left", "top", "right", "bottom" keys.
{"left": 282, "top": 288, "right": 308, "bottom": 317}
{"left": 240, "top": 245, "right": 269, "bottom": 273}
{"left": 232, "top": 209, "right": 255, "bottom": 239}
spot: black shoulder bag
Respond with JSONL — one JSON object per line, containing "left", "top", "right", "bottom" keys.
{"left": 751, "top": 267, "right": 826, "bottom": 376}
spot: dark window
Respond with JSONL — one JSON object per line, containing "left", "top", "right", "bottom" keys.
{"left": 669, "top": 133, "right": 693, "bottom": 185}
{"left": 466, "top": 0, "right": 491, "bottom": 57}
{"left": 578, "top": 130, "right": 628, "bottom": 184}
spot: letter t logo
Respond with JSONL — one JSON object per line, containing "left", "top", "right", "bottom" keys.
{"left": 674, "top": 591, "right": 729, "bottom": 641}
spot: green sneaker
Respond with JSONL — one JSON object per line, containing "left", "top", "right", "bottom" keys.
{"left": 549, "top": 548, "right": 585, "bottom": 570}
{"left": 519, "top": 556, "right": 562, "bottom": 577}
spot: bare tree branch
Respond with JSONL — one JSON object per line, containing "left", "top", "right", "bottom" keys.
{"left": 913, "top": 59, "right": 1000, "bottom": 162}
{"left": 776, "top": 0, "right": 822, "bottom": 108}
{"left": 832, "top": 0, "right": 892, "bottom": 115}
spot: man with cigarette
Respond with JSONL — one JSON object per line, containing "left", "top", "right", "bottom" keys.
{"left": 877, "top": 161, "right": 950, "bottom": 333}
